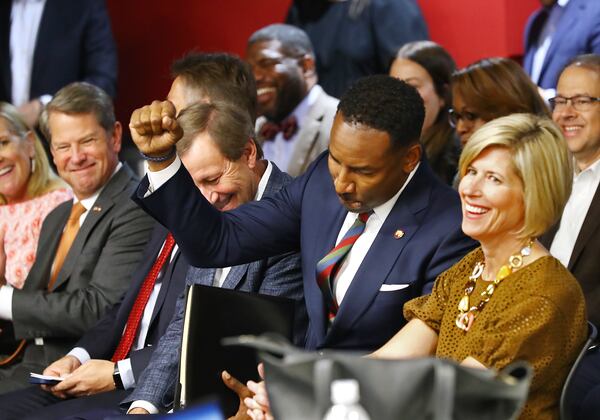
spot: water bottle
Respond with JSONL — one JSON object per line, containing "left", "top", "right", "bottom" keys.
{"left": 322, "top": 379, "right": 371, "bottom": 420}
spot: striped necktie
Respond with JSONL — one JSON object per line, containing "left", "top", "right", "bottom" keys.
{"left": 316, "top": 212, "right": 371, "bottom": 322}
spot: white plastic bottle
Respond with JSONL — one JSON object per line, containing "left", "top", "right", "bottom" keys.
{"left": 322, "top": 379, "right": 371, "bottom": 420}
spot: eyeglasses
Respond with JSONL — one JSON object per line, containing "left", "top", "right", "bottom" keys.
{"left": 549, "top": 95, "right": 600, "bottom": 112}
{"left": 448, "top": 109, "right": 481, "bottom": 128}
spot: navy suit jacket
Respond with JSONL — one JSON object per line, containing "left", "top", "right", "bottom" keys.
{"left": 76, "top": 224, "right": 190, "bottom": 381}
{"left": 134, "top": 154, "right": 475, "bottom": 352}
{"left": 523, "top": 0, "right": 600, "bottom": 90}
{"left": 0, "top": 0, "right": 117, "bottom": 102}
{"left": 125, "top": 163, "right": 305, "bottom": 411}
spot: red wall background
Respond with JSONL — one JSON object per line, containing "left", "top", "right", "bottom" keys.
{"left": 106, "top": 0, "right": 540, "bottom": 141}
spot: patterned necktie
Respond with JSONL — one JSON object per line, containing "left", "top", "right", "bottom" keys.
{"left": 316, "top": 212, "right": 371, "bottom": 322}
{"left": 48, "top": 202, "right": 86, "bottom": 290}
{"left": 111, "top": 233, "right": 176, "bottom": 362}
{"left": 259, "top": 115, "right": 298, "bottom": 141}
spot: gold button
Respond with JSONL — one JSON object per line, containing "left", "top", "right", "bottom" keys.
{"left": 394, "top": 230, "right": 404, "bottom": 239}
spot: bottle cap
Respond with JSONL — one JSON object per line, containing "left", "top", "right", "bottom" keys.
{"left": 330, "top": 379, "right": 360, "bottom": 405}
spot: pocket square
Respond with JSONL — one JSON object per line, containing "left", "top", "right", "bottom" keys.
{"left": 379, "top": 284, "right": 409, "bottom": 291}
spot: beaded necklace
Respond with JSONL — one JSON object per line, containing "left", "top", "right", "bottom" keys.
{"left": 455, "top": 241, "right": 533, "bottom": 332}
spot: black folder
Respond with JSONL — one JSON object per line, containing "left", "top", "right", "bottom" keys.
{"left": 175, "top": 284, "right": 296, "bottom": 417}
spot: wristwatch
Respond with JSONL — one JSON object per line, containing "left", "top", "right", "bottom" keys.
{"left": 113, "top": 363, "right": 124, "bottom": 390}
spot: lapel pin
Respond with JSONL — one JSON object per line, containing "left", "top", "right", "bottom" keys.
{"left": 394, "top": 229, "right": 404, "bottom": 239}
{"left": 92, "top": 206, "right": 102, "bottom": 212}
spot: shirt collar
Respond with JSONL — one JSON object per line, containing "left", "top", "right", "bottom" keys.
{"left": 575, "top": 156, "right": 600, "bottom": 180}
{"left": 370, "top": 162, "right": 420, "bottom": 222}
{"left": 255, "top": 161, "right": 273, "bottom": 201}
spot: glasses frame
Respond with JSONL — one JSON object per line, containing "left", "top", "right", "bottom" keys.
{"left": 549, "top": 95, "right": 600, "bottom": 112}
{"left": 448, "top": 108, "right": 481, "bottom": 128}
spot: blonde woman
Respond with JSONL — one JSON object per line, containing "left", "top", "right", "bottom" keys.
{"left": 0, "top": 102, "right": 71, "bottom": 288}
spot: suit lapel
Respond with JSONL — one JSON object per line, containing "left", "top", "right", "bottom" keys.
{"left": 569, "top": 181, "right": 600, "bottom": 270}
{"left": 326, "top": 163, "right": 433, "bottom": 339}
{"left": 49, "top": 165, "right": 133, "bottom": 291}
{"left": 288, "top": 92, "right": 329, "bottom": 176}
{"left": 24, "top": 203, "right": 71, "bottom": 291}
{"left": 187, "top": 266, "right": 216, "bottom": 287}
{"left": 221, "top": 265, "right": 248, "bottom": 290}
{"left": 540, "top": 1, "right": 582, "bottom": 81}
{"left": 149, "top": 249, "right": 182, "bottom": 326}
{"left": 30, "top": 0, "right": 54, "bottom": 92}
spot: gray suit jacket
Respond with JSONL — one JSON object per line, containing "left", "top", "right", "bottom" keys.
{"left": 122, "top": 164, "right": 304, "bottom": 412}
{"left": 541, "top": 180, "right": 600, "bottom": 326}
{"left": 258, "top": 86, "right": 338, "bottom": 177}
{"left": 11, "top": 164, "right": 155, "bottom": 368}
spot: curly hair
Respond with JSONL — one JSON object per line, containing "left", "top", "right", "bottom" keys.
{"left": 337, "top": 75, "right": 424, "bottom": 149}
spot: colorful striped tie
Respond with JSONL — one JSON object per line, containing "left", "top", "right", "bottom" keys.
{"left": 316, "top": 212, "right": 371, "bottom": 322}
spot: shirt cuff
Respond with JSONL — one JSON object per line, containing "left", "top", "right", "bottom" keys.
{"left": 0, "top": 286, "right": 14, "bottom": 320}
{"left": 118, "top": 358, "right": 136, "bottom": 390}
{"left": 144, "top": 156, "right": 181, "bottom": 195}
{"left": 128, "top": 400, "right": 160, "bottom": 414}
{"left": 67, "top": 347, "right": 91, "bottom": 365}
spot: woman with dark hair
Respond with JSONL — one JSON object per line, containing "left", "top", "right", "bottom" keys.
{"left": 451, "top": 57, "right": 550, "bottom": 146}
{"left": 390, "top": 40, "right": 459, "bottom": 185}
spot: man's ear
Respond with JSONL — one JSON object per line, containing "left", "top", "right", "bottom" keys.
{"left": 299, "top": 54, "right": 316, "bottom": 79}
{"left": 403, "top": 143, "right": 422, "bottom": 173}
{"left": 110, "top": 121, "right": 123, "bottom": 153}
{"left": 242, "top": 138, "right": 258, "bottom": 169}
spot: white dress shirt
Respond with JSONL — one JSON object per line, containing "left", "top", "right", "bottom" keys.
{"left": 69, "top": 243, "right": 179, "bottom": 390}
{"left": 333, "top": 164, "right": 419, "bottom": 304}
{"left": 551, "top": 158, "right": 600, "bottom": 267}
{"left": 260, "top": 85, "right": 323, "bottom": 172}
{"left": 9, "top": 0, "right": 46, "bottom": 106}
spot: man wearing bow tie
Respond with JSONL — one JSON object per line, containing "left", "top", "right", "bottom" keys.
{"left": 248, "top": 24, "right": 339, "bottom": 177}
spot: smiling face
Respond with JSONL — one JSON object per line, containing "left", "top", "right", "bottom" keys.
{"left": 0, "top": 118, "right": 34, "bottom": 204}
{"left": 553, "top": 65, "right": 600, "bottom": 170}
{"left": 459, "top": 146, "right": 525, "bottom": 244}
{"left": 246, "top": 40, "right": 307, "bottom": 121}
{"left": 48, "top": 112, "right": 121, "bottom": 200}
{"left": 180, "top": 131, "right": 258, "bottom": 211}
{"left": 390, "top": 58, "right": 444, "bottom": 133}
{"left": 452, "top": 92, "right": 487, "bottom": 146}
{"left": 328, "top": 113, "right": 420, "bottom": 213}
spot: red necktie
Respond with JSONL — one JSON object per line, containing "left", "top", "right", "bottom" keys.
{"left": 259, "top": 115, "right": 298, "bottom": 141}
{"left": 315, "top": 212, "right": 371, "bottom": 323}
{"left": 111, "top": 234, "right": 176, "bottom": 362}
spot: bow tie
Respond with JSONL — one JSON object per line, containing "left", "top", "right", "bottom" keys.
{"left": 259, "top": 116, "right": 298, "bottom": 141}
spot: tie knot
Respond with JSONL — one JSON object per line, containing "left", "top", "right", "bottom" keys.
{"left": 358, "top": 212, "right": 372, "bottom": 224}
{"left": 259, "top": 115, "right": 298, "bottom": 141}
{"left": 69, "top": 202, "right": 86, "bottom": 223}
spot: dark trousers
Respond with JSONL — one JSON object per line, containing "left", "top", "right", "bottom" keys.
{"left": 0, "top": 385, "right": 127, "bottom": 420}
{"left": 570, "top": 347, "right": 600, "bottom": 420}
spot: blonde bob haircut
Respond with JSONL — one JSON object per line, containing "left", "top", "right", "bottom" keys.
{"left": 0, "top": 102, "right": 64, "bottom": 205}
{"left": 458, "top": 113, "right": 572, "bottom": 240}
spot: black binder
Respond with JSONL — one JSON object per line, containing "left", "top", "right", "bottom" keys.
{"left": 175, "top": 284, "right": 296, "bottom": 417}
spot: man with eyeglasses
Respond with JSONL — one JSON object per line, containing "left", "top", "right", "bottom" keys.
{"left": 542, "top": 54, "right": 600, "bottom": 331}
{"left": 247, "top": 24, "right": 339, "bottom": 177}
